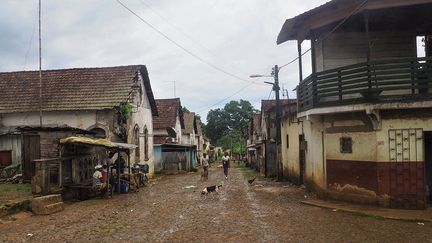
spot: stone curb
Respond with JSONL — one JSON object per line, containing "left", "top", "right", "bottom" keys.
{"left": 301, "top": 200, "right": 431, "bottom": 223}
{"left": 0, "top": 199, "right": 31, "bottom": 218}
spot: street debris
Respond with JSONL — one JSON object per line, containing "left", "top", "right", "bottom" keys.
{"left": 417, "top": 222, "right": 425, "bottom": 226}
{"left": 27, "top": 233, "right": 33, "bottom": 237}
{"left": 183, "top": 185, "right": 196, "bottom": 189}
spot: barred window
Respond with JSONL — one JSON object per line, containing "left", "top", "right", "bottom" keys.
{"left": 340, "top": 137, "right": 352, "bottom": 154}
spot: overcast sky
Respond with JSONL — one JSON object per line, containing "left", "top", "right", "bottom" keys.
{"left": 0, "top": 0, "right": 328, "bottom": 120}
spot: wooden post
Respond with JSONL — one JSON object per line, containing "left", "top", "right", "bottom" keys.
{"left": 364, "top": 11, "right": 372, "bottom": 93}
{"left": 310, "top": 31, "right": 317, "bottom": 106}
{"left": 297, "top": 40, "right": 303, "bottom": 83}
{"left": 338, "top": 70, "right": 342, "bottom": 101}
{"left": 364, "top": 11, "right": 371, "bottom": 62}
{"left": 310, "top": 31, "right": 317, "bottom": 75}
{"left": 117, "top": 150, "right": 120, "bottom": 194}
{"left": 127, "top": 150, "right": 131, "bottom": 191}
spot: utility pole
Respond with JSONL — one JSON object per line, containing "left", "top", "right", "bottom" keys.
{"left": 273, "top": 65, "right": 282, "bottom": 180}
{"left": 38, "top": 0, "right": 43, "bottom": 127}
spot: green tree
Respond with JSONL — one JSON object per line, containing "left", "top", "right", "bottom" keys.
{"left": 217, "top": 130, "right": 244, "bottom": 154}
{"left": 182, "top": 106, "right": 190, "bottom": 113}
{"left": 204, "top": 99, "right": 257, "bottom": 153}
{"left": 204, "top": 108, "right": 229, "bottom": 143}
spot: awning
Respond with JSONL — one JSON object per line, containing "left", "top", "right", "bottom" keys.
{"left": 60, "top": 136, "right": 137, "bottom": 150}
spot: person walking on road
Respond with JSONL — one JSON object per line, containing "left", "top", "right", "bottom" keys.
{"left": 222, "top": 152, "right": 230, "bottom": 180}
{"left": 202, "top": 153, "right": 209, "bottom": 180}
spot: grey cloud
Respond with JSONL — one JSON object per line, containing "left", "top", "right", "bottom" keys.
{"left": 0, "top": 0, "right": 328, "bottom": 119}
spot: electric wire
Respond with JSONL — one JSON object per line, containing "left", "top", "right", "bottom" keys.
{"left": 137, "top": 0, "right": 266, "bottom": 86}
{"left": 116, "top": 0, "right": 266, "bottom": 86}
{"left": 23, "top": 8, "right": 38, "bottom": 70}
{"left": 266, "top": 87, "right": 273, "bottom": 100}
{"left": 195, "top": 0, "right": 369, "bottom": 115}
{"left": 196, "top": 82, "right": 255, "bottom": 113}
{"left": 138, "top": 0, "right": 219, "bottom": 59}
{"left": 278, "top": 0, "right": 369, "bottom": 70}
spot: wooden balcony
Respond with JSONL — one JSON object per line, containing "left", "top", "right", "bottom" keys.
{"left": 297, "top": 57, "right": 432, "bottom": 113}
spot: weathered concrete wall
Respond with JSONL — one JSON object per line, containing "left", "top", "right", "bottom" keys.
{"left": 0, "top": 135, "right": 22, "bottom": 165}
{"left": 301, "top": 117, "right": 326, "bottom": 190}
{"left": 314, "top": 31, "right": 416, "bottom": 72}
{"left": 280, "top": 117, "right": 300, "bottom": 182}
{"left": 127, "top": 76, "right": 155, "bottom": 177}
{"left": 325, "top": 132, "right": 377, "bottom": 162}
{"left": 317, "top": 110, "right": 432, "bottom": 208}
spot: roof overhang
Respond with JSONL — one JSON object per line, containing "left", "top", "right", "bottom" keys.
{"left": 277, "top": 0, "right": 432, "bottom": 44}
{"left": 60, "top": 136, "right": 137, "bottom": 151}
{"left": 139, "top": 66, "right": 158, "bottom": 116}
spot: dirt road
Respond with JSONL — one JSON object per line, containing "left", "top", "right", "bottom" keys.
{"left": 0, "top": 166, "right": 431, "bottom": 242}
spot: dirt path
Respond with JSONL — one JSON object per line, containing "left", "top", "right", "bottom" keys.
{"left": 0, "top": 166, "right": 431, "bottom": 242}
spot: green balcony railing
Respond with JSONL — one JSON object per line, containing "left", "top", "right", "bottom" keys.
{"left": 297, "top": 57, "right": 432, "bottom": 112}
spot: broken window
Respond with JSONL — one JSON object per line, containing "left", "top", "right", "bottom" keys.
{"left": 144, "top": 128, "right": 149, "bottom": 160}
{"left": 340, "top": 137, "right": 352, "bottom": 154}
{"left": 134, "top": 125, "right": 140, "bottom": 162}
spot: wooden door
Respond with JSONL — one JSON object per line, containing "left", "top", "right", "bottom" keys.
{"left": 265, "top": 141, "right": 277, "bottom": 177}
{"left": 22, "top": 135, "right": 40, "bottom": 181}
{"left": 299, "top": 135, "right": 306, "bottom": 185}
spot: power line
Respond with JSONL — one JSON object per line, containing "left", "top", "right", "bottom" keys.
{"left": 198, "top": 0, "right": 369, "bottom": 115}
{"left": 137, "top": 0, "right": 264, "bottom": 86}
{"left": 138, "top": 0, "right": 219, "bottom": 59}
{"left": 196, "top": 82, "right": 255, "bottom": 113}
{"left": 23, "top": 7, "right": 39, "bottom": 70}
{"left": 116, "top": 0, "right": 265, "bottom": 86}
{"left": 266, "top": 88, "right": 273, "bottom": 100}
{"left": 278, "top": 0, "right": 369, "bottom": 70}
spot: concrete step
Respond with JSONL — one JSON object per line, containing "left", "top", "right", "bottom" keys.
{"left": 33, "top": 194, "right": 62, "bottom": 205}
{"left": 32, "top": 201, "right": 64, "bottom": 215}
{"left": 31, "top": 194, "right": 64, "bottom": 215}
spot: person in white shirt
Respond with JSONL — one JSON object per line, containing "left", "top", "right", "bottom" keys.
{"left": 93, "top": 164, "right": 108, "bottom": 197}
{"left": 202, "top": 153, "right": 209, "bottom": 180}
{"left": 222, "top": 152, "right": 230, "bottom": 180}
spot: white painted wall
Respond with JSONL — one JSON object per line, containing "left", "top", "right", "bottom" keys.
{"left": 300, "top": 117, "right": 327, "bottom": 189}
{"left": 376, "top": 117, "right": 432, "bottom": 163}
{"left": 0, "top": 110, "right": 110, "bottom": 136}
{"left": 280, "top": 117, "right": 300, "bottom": 180}
{"left": 325, "top": 131, "right": 377, "bottom": 162}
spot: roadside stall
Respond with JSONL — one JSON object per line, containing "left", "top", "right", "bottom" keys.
{"left": 32, "top": 136, "right": 142, "bottom": 199}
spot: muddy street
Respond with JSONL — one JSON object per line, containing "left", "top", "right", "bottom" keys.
{"left": 0, "top": 166, "right": 431, "bottom": 242}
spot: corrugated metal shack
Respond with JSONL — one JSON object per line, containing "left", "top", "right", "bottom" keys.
{"left": 154, "top": 144, "right": 197, "bottom": 173}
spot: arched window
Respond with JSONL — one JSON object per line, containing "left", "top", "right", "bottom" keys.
{"left": 89, "top": 127, "right": 107, "bottom": 139}
{"left": 144, "top": 127, "right": 149, "bottom": 160}
{"left": 134, "top": 125, "right": 140, "bottom": 162}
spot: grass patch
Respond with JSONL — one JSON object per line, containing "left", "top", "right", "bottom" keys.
{"left": 0, "top": 184, "right": 32, "bottom": 205}
{"left": 0, "top": 215, "right": 17, "bottom": 221}
{"left": 234, "top": 163, "right": 260, "bottom": 179}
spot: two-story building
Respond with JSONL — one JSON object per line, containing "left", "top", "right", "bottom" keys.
{"left": 277, "top": 0, "right": 432, "bottom": 209}
{"left": 260, "top": 99, "right": 293, "bottom": 177}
